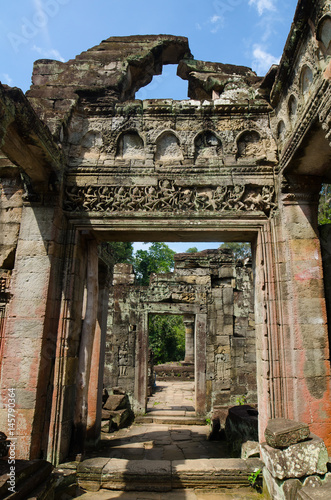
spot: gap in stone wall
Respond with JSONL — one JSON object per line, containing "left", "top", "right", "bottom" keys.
{"left": 135, "top": 64, "right": 188, "bottom": 100}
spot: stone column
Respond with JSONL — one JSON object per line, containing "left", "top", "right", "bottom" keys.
{"left": 0, "top": 203, "right": 64, "bottom": 460}
{"left": 195, "top": 312, "right": 207, "bottom": 415}
{"left": 183, "top": 314, "right": 195, "bottom": 364}
{"left": 73, "top": 238, "right": 99, "bottom": 456}
{"left": 86, "top": 265, "right": 110, "bottom": 445}
{"left": 272, "top": 175, "right": 331, "bottom": 450}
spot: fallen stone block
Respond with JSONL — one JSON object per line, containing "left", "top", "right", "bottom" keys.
{"left": 103, "top": 394, "right": 128, "bottom": 411}
{"left": 260, "top": 433, "right": 328, "bottom": 480}
{"left": 108, "top": 408, "right": 132, "bottom": 430}
{"left": 265, "top": 418, "right": 310, "bottom": 449}
{"left": 241, "top": 440, "right": 260, "bottom": 459}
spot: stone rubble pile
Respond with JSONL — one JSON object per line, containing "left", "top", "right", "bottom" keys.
{"left": 261, "top": 418, "right": 331, "bottom": 499}
{"left": 101, "top": 388, "right": 133, "bottom": 432}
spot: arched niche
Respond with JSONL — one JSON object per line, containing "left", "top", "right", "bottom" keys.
{"left": 317, "top": 15, "right": 331, "bottom": 55}
{"left": 277, "top": 120, "right": 286, "bottom": 141}
{"left": 300, "top": 65, "right": 313, "bottom": 95}
{"left": 81, "top": 131, "right": 103, "bottom": 149}
{"left": 155, "top": 131, "right": 183, "bottom": 161}
{"left": 194, "top": 131, "right": 222, "bottom": 162}
{"left": 236, "top": 130, "right": 262, "bottom": 159}
{"left": 116, "top": 131, "right": 145, "bottom": 159}
{"left": 288, "top": 95, "right": 298, "bottom": 120}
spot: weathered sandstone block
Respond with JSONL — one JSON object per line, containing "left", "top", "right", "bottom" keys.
{"left": 260, "top": 434, "right": 328, "bottom": 480}
{"left": 265, "top": 418, "right": 310, "bottom": 448}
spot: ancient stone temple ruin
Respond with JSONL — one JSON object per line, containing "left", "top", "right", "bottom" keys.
{"left": 105, "top": 249, "right": 256, "bottom": 415}
{"left": 1, "top": 0, "right": 331, "bottom": 497}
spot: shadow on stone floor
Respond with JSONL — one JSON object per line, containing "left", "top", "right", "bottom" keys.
{"left": 86, "top": 424, "right": 230, "bottom": 461}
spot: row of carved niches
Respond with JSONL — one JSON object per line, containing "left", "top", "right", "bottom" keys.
{"left": 68, "top": 129, "right": 277, "bottom": 167}
{"left": 64, "top": 181, "right": 277, "bottom": 216}
{"left": 276, "top": 13, "right": 331, "bottom": 146}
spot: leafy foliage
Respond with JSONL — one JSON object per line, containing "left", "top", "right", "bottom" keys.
{"left": 107, "top": 242, "right": 134, "bottom": 264}
{"left": 133, "top": 242, "right": 175, "bottom": 285}
{"left": 218, "top": 242, "right": 251, "bottom": 260}
{"left": 148, "top": 314, "right": 185, "bottom": 365}
{"left": 186, "top": 246, "right": 198, "bottom": 253}
{"left": 318, "top": 184, "right": 331, "bottom": 225}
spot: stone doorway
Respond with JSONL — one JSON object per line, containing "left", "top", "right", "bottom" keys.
{"left": 147, "top": 312, "right": 196, "bottom": 415}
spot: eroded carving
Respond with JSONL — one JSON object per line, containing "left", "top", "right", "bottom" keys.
{"left": 64, "top": 181, "right": 277, "bottom": 215}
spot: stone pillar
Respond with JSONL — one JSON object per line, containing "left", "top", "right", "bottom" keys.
{"left": 183, "top": 314, "right": 195, "bottom": 364}
{"left": 86, "top": 265, "right": 110, "bottom": 445}
{"left": 0, "top": 203, "right": 63, "bottom": 459}
{"left": 195, "top": 312, "right": 207, "bottom": 416}
{"left": 272, "top": 176, "right": 331, "bottom": 450}
{"left": 73, "top": 238, "right": 99, "bottom": 456}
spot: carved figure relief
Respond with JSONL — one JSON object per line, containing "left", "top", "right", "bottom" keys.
{"left": 118, "top": 342, "right": 128, "bottom": 376}
{"left": 116, "top": 131, "right": 145, "bottom": 158}
{"left": 155, "top": 132, "right": 183, "bottom": 161}
{"left": 64, "top": 180, "right": 277, "bottom": 215}
{"left": 236, "top": 130, "right": 262, "bottom": 159}
{"left": 215, "top": 350, "right": 227, "bottom": 381}
{"left": 194, "top": 131, "right": 222, "bottom": 162}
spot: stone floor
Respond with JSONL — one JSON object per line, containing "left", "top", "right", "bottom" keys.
{"left": 89, "top": 381, "right": 227, "bottom": 461}
{"left": 76, "top": 381, "right": 266, "bottom": 498}
{"left": 146, "top": 380, "right": 195, "bottom": 416}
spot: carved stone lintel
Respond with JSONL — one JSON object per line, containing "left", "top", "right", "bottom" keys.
{"left": 64, "top": 180, "right": 277, "bottom": 216}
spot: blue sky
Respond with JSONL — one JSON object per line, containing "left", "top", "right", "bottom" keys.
{"left": 0, "top": 0, "right": 298, "bottom": 253}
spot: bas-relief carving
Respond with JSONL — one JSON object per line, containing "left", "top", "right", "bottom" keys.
{"left": 64, "top": 181, "right": 276, "bottom": 215}
{"left": 118, "top": 342, "right": 128, "bottom": 376}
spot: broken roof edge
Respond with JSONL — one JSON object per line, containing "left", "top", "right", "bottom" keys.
{"left": 270, "top": 0, "right": 315, "bottom": 106}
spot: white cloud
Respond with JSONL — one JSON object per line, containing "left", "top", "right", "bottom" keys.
{"left": 249, "top": 0, "right": 276, "bottom": 16}
{"left": 252, "top": 44, "right": 280, "bottom": 75}
{"left": 32, "top": 44, "right": 65, "bottom": 62}
{"left": 208, "top": 14, "right": 224, "bottom": 34}
{"left": 1, "top": 73, "right": 13, "bottom": 86}
{"left": 210, "top": 15, "right": 221, "bottom": 24}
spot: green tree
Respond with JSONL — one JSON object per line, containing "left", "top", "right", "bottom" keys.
{"left": 186, "top": 246, "right": 198, "bottom": 253}
{"left": 318, "top": 184, "right": 331, "bottom": 225}
{"left": 108, "top": 242, "right": 134, "bottom": 264}
{"left": 133, "top": 242, "right": 175, "bottom": 285}
{"left": 218, "top": 242, "right": 251, "bottom": 260}
{"left": 149, "top": 314, "right": 185, "bottom": 364}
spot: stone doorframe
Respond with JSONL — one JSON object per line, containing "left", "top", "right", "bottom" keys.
{"left": 48, "top": 215, "right": 279, "bottom": 464}
{"left": 134, "top": 304, "right": 205, "bottom": 416}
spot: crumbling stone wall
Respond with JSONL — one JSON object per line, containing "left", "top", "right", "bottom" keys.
{"left": 104, "top": 249, "right": 256, "bottom": 414}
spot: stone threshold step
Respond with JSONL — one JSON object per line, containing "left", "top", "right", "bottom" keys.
{"left": 77, "top": 457, "right": 264, "bottom": 492}
{"left": 135, "top": 415, "right": 206, "bottom": 425}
